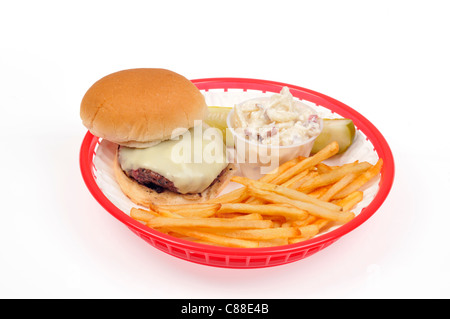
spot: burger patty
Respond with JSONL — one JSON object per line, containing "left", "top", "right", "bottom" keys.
{"left": 126, "top": 168, "right": 179, "bottom": 193}
{"left": 125, "top": 166, "right": 229, "bottom": 195}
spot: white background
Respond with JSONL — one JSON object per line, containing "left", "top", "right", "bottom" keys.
{"left": 1, "top": 1, "right": 449, "bottom": 299}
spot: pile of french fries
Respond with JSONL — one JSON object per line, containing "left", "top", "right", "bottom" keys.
{"left": 130, "top": 141, "right": 383, "bottom": 248}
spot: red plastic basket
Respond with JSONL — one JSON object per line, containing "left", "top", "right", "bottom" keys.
{"left": 79, "top": 77, "right": 394, "bottom": 269}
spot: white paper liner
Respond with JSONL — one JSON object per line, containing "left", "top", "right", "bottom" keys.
{"left": 93, "top": 89, "right": 381, "bottom": 236}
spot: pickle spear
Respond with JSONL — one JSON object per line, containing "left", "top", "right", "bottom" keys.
{"left": 311, "top": 118, "right": 356, "bottom": 154}
{"left": 205, "top": 106, "right": 234, "bottom": 147}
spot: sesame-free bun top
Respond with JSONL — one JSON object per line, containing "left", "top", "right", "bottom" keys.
{"left": 80, "top": 68, "right": 208, "bottom": 148}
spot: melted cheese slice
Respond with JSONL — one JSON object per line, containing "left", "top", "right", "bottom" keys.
{"left": 119, "top": 125, "right": 228, "bottom": 194}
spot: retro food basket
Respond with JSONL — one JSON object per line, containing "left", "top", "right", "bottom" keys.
{"left": 79, "top": 77, "right": 394, "bottom": 269}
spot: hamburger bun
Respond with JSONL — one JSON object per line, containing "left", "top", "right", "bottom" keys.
{"left": 80, "top": 68, "right": 208, "bottom": 148}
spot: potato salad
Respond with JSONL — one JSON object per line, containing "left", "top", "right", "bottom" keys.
{"left": 233, "top": 87, "right": 321, "bottom": 146}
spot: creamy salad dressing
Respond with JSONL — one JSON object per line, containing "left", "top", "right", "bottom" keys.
{"left": 233, "top": 87, "right": 321, "bottom": 146}
{"left": 119, "top": 125, "right": 228, "bottom": 194}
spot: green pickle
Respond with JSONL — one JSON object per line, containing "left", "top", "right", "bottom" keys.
{"left": 312, "top": 118, "right": 356, "bottom": 154}
{"left": 205, "top": 106, "right": 234, "bottom": 147}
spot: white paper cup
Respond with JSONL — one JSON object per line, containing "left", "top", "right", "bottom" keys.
{"left": 226, "top": 97, "right": 323, "bottom": 180}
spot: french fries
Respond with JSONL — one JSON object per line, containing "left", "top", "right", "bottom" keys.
{"left": 231, "top": 176, "right": 342, "bottom": 212}
{"left": 130, "top": 207, "right": 158, "bottom": 222}
{"left": 334, "top": 191, "right": 364, "bottom": 212}
{"left": 219, "top": 203, "right": 309, "bottom": 220}
{"left": 298, "top": 161, "right": 372, "bottom": 193}
{"left": 270, "top": 141, "right": 340, "bottom": 185}
{"left": 206, "top": 227, "right": 301, "bottom": 240}
{"left": 207, "top": 187, "right": 248, "bottom": 204}
{"left": 246, "top": 187, "right": 355, "bottom": 223}
{"left": 319, "top": 172, "right": 357, "bottom": 202}
{"left": 167, "top": 227, "right": 259, "bottom": 248}
{"left": 150, "top": 203, "right": 220, "bottom": 218}
{"left": 129, "top": 142, "right": 383, "bottom": 248}
{"left": 332, "top": 158, "right": 383, "bottom": 199}
{"left": 147, "top": 216, "right": 273, "bottom": 229}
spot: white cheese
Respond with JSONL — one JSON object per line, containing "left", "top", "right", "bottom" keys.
{"left": 118, "top": 125, "right": 228, "bottom": 194}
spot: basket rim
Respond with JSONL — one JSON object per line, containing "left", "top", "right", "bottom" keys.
{"left": 79, "top": 77, "right": 395, "bottom": 258}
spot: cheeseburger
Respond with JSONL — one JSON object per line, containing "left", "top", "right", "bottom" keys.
{"left": 80, "top": 68, "right": 236, "bottom": 206}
